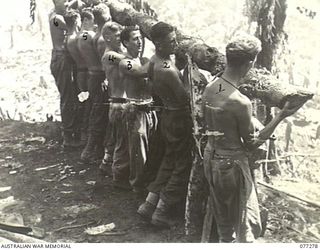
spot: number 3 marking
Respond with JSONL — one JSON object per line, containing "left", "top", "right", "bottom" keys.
{"left": 127, "top": 61, "right": 132, "bottom": 70}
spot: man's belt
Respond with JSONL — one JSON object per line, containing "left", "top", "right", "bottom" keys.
{"left": 108, "top": 97, "right": 128, "bottom": 104}
{"left": 163, "top": 105, "right": 190, "bottom": 111}
{"left": 88, "top": 69, "right": 104, "bottom": 75}
{"left": 52, "top": 48, "right": 65, "bottom": 55}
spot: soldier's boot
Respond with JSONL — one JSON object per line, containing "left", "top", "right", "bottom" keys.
{"left": 137, "top": 192, "right": 159, "bottom": 221}
{"left": 80, "top": 134, "right": 98, "bottom": 162}
{"left": 151, "top": 199, "right": 172, "bottom": 228}
{"left": 99, "top": 150, "right": 113, "bottom": 177}
{"left": 80, "top": 130, "right": 88, "bottom": 146}
{"left": 63, "top": 131, "right": 81, "bottom": 149}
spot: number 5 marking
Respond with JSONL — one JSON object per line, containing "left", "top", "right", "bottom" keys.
{"left": 83, "top": 32, "right": 88, "bottom": 40}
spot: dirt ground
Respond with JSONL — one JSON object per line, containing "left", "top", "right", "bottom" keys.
{"left": 0, "top": 120, "right": 189, "bottom": 243}
{"left": 0, "top": 120, "right": 319, "bottom": 243}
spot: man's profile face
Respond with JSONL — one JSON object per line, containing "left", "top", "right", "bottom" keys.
{"left": 84, "top": 17, "right": 94, "bottom": 26}
{"left": 160, "top": 31, "right": 177, "bottom": 55}
{"left": 109, "top": 28, "right": 122, "bottom": 50}
{"left": 125, "top": 30, "right": 143, "bottom": 55}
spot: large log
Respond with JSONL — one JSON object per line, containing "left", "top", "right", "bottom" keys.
{"left": 0, "top": 229, "right": 46, "bottom": 243}
{"left": 104, "top": 0, "right": 313, "bottom": 108}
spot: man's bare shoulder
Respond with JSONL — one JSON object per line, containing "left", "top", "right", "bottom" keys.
{"left": 102, "top": 50, "right": 125, "bottom": 65}
{"left": 154, "top": 62, "right": 177, "bottom": 76}
{"left": 204, "top": 78, "right": 220, "bottom": 92}
{"left": 119, "top": 58, "right": 133, "bottom": 72}
{"left": 49, "top": 13, "right": 66, "bottom": 30}
{"left": 227, "top": 92, "right": 252, "bottom": 112}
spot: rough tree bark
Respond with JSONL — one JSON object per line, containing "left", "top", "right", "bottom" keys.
{"left": 105, "top": 0, "right": 313, "bottom": 108}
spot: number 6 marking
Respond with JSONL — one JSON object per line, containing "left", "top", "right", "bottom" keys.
{"left": 53, "top": 16, "right": 58, "bottom": 27}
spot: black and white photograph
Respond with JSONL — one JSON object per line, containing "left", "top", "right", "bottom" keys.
{"left": 0, "top": 0, "right": 319, "bottom": 247}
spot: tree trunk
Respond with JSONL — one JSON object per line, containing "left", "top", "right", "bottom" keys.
{"left": 105, "top": 0, "right": 313, "bottom": 108}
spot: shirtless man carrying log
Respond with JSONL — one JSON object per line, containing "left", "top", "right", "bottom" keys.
{"left": 64, "top": 9, "right": 88, "bottom": 146}
{"left": 80, "top": 3, "right": 111, "bottom": 162}
{"left": 201, "top": 34, "right": 303, "bottom": 242}
{"left": 77, "top": 7, "right": 95, "bottom": 144}
{"left": 118, "top": 26, "right": 156, "bottom": 191}
{"left": 49, "top": 0, "right": 79, "bottom": 148}
{"left": 99, "top": 22, "right": 129, "bottom": 182}
{"left": 137, "top": 22, "right": 193, "bottom": 227}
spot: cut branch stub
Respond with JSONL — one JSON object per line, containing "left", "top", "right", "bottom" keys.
{"left": 239, "top": 68, "right": 314, "bottom": 108}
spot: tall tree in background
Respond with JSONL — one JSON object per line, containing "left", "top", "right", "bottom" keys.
{"left": 245, "top": 0, "right": 288, "bottom": 177}
{"left": 30, "top": 0, "right": 37, "bottom": 25}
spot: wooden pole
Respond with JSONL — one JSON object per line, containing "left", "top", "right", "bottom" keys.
{"left": 258, "top": 181, "right": 320, "bottom": 208}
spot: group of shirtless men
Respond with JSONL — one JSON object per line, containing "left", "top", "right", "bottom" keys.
{"left": 49, "top": 0, "right": 301, "bottom": 242}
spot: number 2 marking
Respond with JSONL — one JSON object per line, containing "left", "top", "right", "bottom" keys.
{"left": 163, "top": 62, "right": 170, "bottom": 68}
{"left": 216, "top": 84, "right": 225, "bottom": 94}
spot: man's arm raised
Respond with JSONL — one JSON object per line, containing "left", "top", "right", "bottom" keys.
{"left": 51, "top": 14, "right": 67, "bottom": 31}
{"left": 102, "top": 51, "right": 125, "bottom": 74}
{"left": 237, "top": 99, "right": 303, "bottom": 150}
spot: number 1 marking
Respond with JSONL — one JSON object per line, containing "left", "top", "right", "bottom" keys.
{"left": 216, "top": 84, "right": 225, "bottom": 94}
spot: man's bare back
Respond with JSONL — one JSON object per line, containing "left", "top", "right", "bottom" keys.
{"left": 78, "top": 29, "right": 101, "bottom": 71}
{"left": 202, "top": 78, "right": 252, "bottom": 150}
{"left": 152, "top": 55, "right": 189, "bottom": 108}
{"left": 66, "top": 16, "right": 87, "bottom": 69}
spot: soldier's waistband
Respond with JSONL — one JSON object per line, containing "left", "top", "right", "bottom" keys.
{"left": 108, "top": 97, "right": 128, "bottom": 104}
{"left": 211, "top": 148, "right": 246, "bottom": 158}
{"left": 52, "top": 49, "right": 66, "bottom": 55}
{"left": 77, "top": 68, "right": 88, "bottom": 73}
{"left": 88, "top": 69, "right": 105, "bottom": 75}
{"left": 163, "top": 105, "right": 190, "bottom": 111}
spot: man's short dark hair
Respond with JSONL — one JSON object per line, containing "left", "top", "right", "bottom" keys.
{"left": 226, "top": 34, "right": 262, "bottom": 67}
{"left": 80, "top": 7, "right": 94, "bottom": 21}
{"left": 150, "top": 22, "right": 175, "bottom": 43}
{"left": 64, "top": 9, "right": 79, "bottom": 26}
{"left": 120, "top": 26, "right": 140, "bottom": 47}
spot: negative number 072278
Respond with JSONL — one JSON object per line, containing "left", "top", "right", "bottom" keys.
{"left": 300, "top": 244, "right": 318, "bottom": 248}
